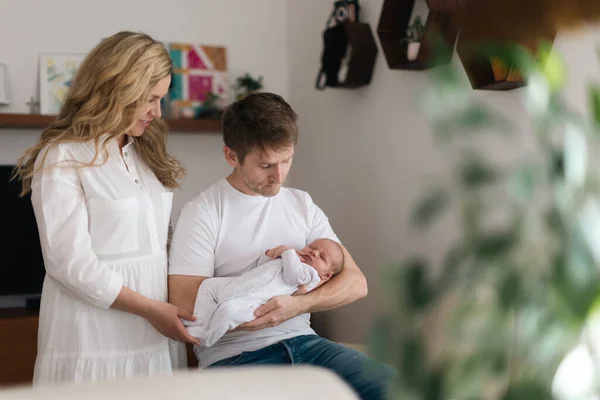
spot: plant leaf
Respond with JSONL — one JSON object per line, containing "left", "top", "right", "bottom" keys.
{"left": 423, "top": 365, "right": 445, "bottom": 400}
{"left": 589, "top": 84, "right": 600, "bottom": 127}
{"left": 508, "top": 163, "right": 538, "bottom": 202}
{"left": 459, "top": 156, "right": 499, "bottom": 188}
{"left": 499, "top": 270, "right": 521, "bottom": 309}
{"left": 411, "top": 188, "right": 449, "bottom": 227}
{"left": 402, "top": 258, "right": 434, "bottom": 311}
{"left": 400, "top": 334, "right": 426, "bottom": 388}
{"left": 368, "top": 316, "right": 393, "bottom": 363}
{"left": 473, "top": 231, "right": 516, "bottom": 260}
{"left": 503, "top": 380, "right": 551, "bottom": 400}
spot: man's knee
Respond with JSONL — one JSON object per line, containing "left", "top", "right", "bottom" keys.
{"left": 339, "top": 354, "right": 397, "bottom": 400}
{"left": 307, "top": 340, "right": 397, "bottom": 399}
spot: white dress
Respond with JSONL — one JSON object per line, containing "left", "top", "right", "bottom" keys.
{"left": 30, "top": 136, "right": 181, "bottom": 385}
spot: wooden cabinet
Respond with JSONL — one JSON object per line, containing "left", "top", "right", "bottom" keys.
{"left": 0, "top": 310, "right": 38, "bottom": 387}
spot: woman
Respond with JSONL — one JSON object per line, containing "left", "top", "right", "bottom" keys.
{"left": 14, "top": 31, "right": 199, "bottom": 385}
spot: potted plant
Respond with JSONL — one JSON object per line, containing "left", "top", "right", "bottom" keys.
{"left": 234, "top": 73, "right": 264, "bottom": 101}
{"left": 197, "top": 91, "right": 222, "bottom": 119}
{"left": 371, "top": 41, "right": 600, "bottom": 399}
{"left": 404, "top": 16, "right": 425, "bottom": 61}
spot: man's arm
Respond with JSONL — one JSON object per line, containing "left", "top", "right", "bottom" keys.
{"left": 167, "top": 200, "right": 218, "bottom": 315}
{"left": 296, "top": 243, "right": 367, "bottom": 312}
{"left": 238, "top": 243, "right": 367, "bottom": 331}
{"left": 168, "top": 275, "right": 208, "bottom": 314}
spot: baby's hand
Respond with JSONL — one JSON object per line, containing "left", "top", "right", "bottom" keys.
{"left": 292, "top": 285, "right": 308, "bottom": 296}
{"left": 265, "top": 245, "right": 290, "bottom": 259}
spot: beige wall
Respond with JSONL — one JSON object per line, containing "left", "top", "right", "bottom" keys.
{"left": 3, "top": 0, "right": 600, "bottom": 344}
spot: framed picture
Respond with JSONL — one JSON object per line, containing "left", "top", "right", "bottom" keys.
{"left": 0, "top": 63, "right": 9, "bottom": 105}
{"left": 168, "top": 43, "right": 229, "bottom": 118}
{"left": 39, "top": 54, "right": 85, "bottom": 115}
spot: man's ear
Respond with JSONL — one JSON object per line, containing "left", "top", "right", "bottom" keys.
{"left": 223, "top": 146, "right": 239, "bottom": 168}
{"left": 323, "top": 272, "right": 333, "bottom": 281}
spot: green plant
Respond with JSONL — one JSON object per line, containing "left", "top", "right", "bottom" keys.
{"left": 202, "top": 91, "right": 219, "bottom": 110}
{"left": 198, "top": 91, "right": 222, "bottom": 118}
{"left": 372, "top": 41, "right": 600, "bottom": 399}
{"left": 404, "top": 16, "right": 425, "bottom": 43}
{"left": 234, "top": 73, "right": 264, "bottom": 101}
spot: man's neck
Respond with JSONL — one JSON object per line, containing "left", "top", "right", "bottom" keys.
{"left": 226, "top": 171, "right": 259, "bottom": 196}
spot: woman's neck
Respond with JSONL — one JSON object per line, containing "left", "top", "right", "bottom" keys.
{"left": 117, "top": 134, "right": 128, "bottom": 149}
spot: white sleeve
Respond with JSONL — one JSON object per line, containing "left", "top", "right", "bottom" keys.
{"left": 168, "top": 200, "right": 218, "bottom": 277}
{"left": 281, "top": 249, "right": 319, "bottom": 287}
{"left": 31, "top": 148, "right": 123, "bottom": 308}
{"left": 305, "top": 194, "right": 340, "bottom": 244}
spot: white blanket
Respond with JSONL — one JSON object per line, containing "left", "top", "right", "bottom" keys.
{"left": 185, "top": 249, "right": 321, "bottom": 347}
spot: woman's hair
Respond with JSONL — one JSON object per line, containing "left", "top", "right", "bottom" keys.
{"left": 14, "top": 31, "right": 185, "bottom": 195}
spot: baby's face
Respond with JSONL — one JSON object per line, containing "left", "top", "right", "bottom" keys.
{"left": 297, "top": 239, "right": 343, "bottom": 281}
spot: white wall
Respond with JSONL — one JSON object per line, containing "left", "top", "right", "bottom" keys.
{"left": 4, "top": 0, "right": 600, "bottom": 346}
{"left": 286, "top": 0, "right": 600, "bottom": 344}
{"left": 0, "top": 0, "right": 289, "bottom": 217}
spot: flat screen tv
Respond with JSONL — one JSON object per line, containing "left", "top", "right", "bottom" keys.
{"left": 0, "top": 165, "right": 45, "bottom": 303}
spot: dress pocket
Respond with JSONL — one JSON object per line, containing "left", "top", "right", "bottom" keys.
{"left": 88, "top": 197, "right": 139, "bottom": 255}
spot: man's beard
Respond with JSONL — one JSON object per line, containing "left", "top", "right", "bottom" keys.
{"left": 249, "top": 181, "right": 282, "bottom": 197}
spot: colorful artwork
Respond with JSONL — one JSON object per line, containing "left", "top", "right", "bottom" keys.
{"left": 39, "top": 54, "right": 85, "bottom": 115}
{"left": 168, "top": 43, "right": 229, "bottom": 117}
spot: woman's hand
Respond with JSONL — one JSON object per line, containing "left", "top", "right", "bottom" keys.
{"left": 144, "top": 300, "right": 200, "bottom": 345}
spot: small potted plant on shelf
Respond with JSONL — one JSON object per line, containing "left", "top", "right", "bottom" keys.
{"left": 197, "top": 92, "right": 222, "bottom": 119}
{"left": 234, "top": 73, "right": 264, "bottom": 101}
{"left": 404, "top": 16, "right": 425, "bottom": 61}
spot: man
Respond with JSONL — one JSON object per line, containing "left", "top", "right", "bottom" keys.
{"left": 168, "top": 92, "right": 396, "bottom": 399}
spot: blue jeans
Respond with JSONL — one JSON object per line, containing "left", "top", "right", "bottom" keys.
{"left": 207, "top": 335, "right": 397, "bottom": 400}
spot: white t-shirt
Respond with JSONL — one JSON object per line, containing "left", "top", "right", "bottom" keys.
{"left": 168, "top": 178, "right": 339, "bottom": 368}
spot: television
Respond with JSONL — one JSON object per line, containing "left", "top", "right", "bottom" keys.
{"left": 0, "top": 165, "right": 45, "bottom": 308}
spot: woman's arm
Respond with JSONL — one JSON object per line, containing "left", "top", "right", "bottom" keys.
{"left": 112, "top": 286, "right": 199, "bottom": 344}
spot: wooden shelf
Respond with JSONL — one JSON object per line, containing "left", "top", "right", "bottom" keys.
{"left": 338, "top": 22, "right": 379, "bottom": 88}
{"left": 455, "top": 0, "right": 557, "bottom": 91}
{"left": 377, "top": 0, "right": 459, "bottom": 70}
{"left": 0, "top": 113, "right": 222, "bottom": 133}
{"left": 317, "top": 22, "right": 378, "bottom": 89}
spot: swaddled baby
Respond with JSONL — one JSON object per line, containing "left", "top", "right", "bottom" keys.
{"left": 184, "top": 238, "right": 344, "bottom": 347}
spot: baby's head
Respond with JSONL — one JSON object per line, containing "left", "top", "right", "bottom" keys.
{"left": 298, "top": 238, "right": 344, "bottom": 282}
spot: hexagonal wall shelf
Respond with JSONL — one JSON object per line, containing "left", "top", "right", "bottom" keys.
{"left": 316, "top": 22, "right": 378, "bottom": 89}
{"left": 339, "top": 22, "right": 379, "bottom": 88}
{"left": 377, "top": 0, "right": 460, "bottom": 70}
{"left": 456, "top": 1, "right": 557, "bottom": 90}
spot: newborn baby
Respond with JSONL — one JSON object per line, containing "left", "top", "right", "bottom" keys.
{"left": 184, "top": 238, "right": 344, "bottom": 347}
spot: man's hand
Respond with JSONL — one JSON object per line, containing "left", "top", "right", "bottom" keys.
{"left": 265, "top": 245, "right": 290, "bottom": 259}
{"left": 236, "top": 295, "right": 306, "bottom": 331}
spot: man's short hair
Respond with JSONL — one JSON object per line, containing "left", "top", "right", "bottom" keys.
{"left": 222, "top": 92, "right": 298, "bottom": 164}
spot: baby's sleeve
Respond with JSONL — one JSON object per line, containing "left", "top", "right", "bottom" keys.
{"left": 281, "top": 249, "right": 321, "bottom": 289}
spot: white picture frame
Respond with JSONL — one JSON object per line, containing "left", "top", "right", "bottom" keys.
{"left": 39, "top": 53, "right": 85, "bottom": 115}
{"left": 0, "top": 63, "right": 9, "bottom": 105}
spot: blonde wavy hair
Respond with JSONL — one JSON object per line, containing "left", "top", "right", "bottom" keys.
{"left": 14, "top": 31, "right": 185, "bottom": 195}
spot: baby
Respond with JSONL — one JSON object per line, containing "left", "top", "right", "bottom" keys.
{"left": 184, "top": 238, "right": 344, "bottom": 347}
